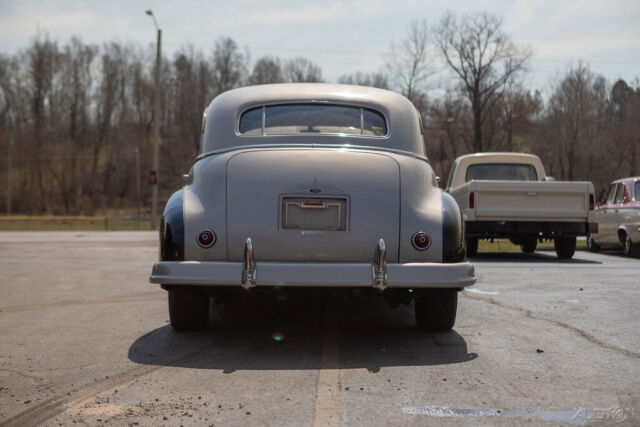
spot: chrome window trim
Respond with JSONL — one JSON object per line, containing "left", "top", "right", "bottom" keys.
{"left": 195, "top": 143, "right": 430, "bottom": 163}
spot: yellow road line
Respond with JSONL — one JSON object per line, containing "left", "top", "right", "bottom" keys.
{"left": 313, "top": 310, "right": 341, "bottom": 427}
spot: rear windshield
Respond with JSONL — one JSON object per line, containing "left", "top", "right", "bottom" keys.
{"left": 465, "top": 163, "right": 538, "bottom": 182}
{"left": 238, "top": 104, "right": 387, "bottom": 137}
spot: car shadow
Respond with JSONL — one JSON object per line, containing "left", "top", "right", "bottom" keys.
{"left": 470, "top": 251, "right": 601, "bottom": 264}
{"left": 128, "top": 295, "right": 477, "bottom": 373}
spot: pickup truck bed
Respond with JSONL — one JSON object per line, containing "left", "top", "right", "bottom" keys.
{"left": 447, "top": 152, "right": 597, "bottom": 259}
{"left": 453, "top": 180, "right": 595, "bottom": 224}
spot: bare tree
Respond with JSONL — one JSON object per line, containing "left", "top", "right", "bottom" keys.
{"left": 25, "top": 36, "right": 62, "bottom": 211}
{"left": 249, "top": 56, "right": 284, "bottom": 85}
{"left": 338, "top": 71, "right": 389, "bottom": 89}
{"left": 386, "top": 19, "right": 432, "bottom": 113}
{"left": 172, "top": 47, "right": 213, "bottom": 153}
{"left": 56, "top": 37, "right": 96, "bottom": 211}
{"left": 499, "top": 83, "right": 542, "bottom": 152}
{"left": 427, "top": 89, "right": 473, "bottom": 179}
{"left": 212, "top": 37, "right": 247, "bottom": 94}
{"left": 541, "top": 64, "right": 608, "bottom": 183}
{"left": 436, "top": 11, "right": 532, "bottom": 152}
{"left": 283, "top": 57, "right": 323, "bottom": 83}
{"left": 608, "top": 79, "right": 640, "bottom": 179}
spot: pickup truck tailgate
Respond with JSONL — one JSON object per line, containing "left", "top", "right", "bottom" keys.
{"left": 462, "top": 181, "right": 592, "bottom": 221}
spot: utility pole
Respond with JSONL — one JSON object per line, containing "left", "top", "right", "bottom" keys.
{"left": 135, "top": 147, "right": 141, "bottom": 217}
{"left": 146, "top": 9, "right": 161, "bottom": 229}
{"left": 6, "top": 134, "right": 11, "bottom": 215}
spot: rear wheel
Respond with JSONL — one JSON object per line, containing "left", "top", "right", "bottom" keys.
{"left": 520, "top": 237, "right": 537, "bottom": 253}
{"left": 415, "top": 289, "right": 458, "bottom": 331}
{"left": 587, "top": 235, "right": 600, "bottom": 252}
{"left": 622, "top": 232, "right": 640, "bottom": 257}
{"left": 168, "top": 288, "right": 210, "bottom": 331}
{"left": 554, "top": 236, "right": 576, "bottom": 259}
{"left": 466, "top": 237, "right": 478, "bottom": 257}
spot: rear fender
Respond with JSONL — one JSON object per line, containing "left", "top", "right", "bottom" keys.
{"left": 160, "top": 190, "right": 184, "bottom": 261}
{"left": 398, "top": 157, "right": 443, "bottom": 263}
{"left": 442, "top": 192, "right": 466, "bottom": 262}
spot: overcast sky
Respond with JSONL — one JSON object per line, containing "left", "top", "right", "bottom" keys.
{"left": 1, "top": 0, "right": 639, "bottom": 96}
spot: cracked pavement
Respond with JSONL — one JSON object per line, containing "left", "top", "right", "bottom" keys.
{"left": 0, "top": 231, "right": 639, "bottom": 426}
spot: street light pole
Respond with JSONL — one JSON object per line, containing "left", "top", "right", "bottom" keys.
{"left": 146, "top": 10, "right": 161, "bottom": 229}
{"left": 6, "top": 135, "right": 11, "bottom": 215}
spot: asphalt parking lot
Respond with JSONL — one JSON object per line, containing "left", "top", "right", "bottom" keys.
{"left": 0, "top": 232, "right": 639, "bottom": 426}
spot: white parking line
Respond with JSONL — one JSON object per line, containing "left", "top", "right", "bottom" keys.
{"left": 465, "top": 288, "right": 500, "bottom": 296}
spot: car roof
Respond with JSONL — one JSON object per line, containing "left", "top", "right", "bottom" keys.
{"left": 211, "top": 83, "right": 409, "bottom": 106}
{"left": 611, "top": 177, "right": 640, "bottom": 185}
{"left": 200, "top": 83, "right": 425, "bottom": 156}
{"left": 454, "top": 152, "right": 542, "bottom": 162}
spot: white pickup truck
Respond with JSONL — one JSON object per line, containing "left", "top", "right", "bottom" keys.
{"left": 447, "top": 153, "right": 597, "bottom": 259}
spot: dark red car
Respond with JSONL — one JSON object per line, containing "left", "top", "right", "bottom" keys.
{"left": 589, "top": 177, "right": 640, "bottom": 257}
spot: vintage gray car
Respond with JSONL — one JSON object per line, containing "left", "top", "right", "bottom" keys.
{"left": 150, "top": 83, "right": 475, "bottom": 331}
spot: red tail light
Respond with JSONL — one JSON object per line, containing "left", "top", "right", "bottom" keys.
{"left": 469, "top": 192, "right": 475, "bottom": 209}
{"left": 197, "top": 229, "right": 216, "bottom": 248}
{"left": 589, "top": 194, "right": 595, "bottom": 211}
{"left": 412, "top": 232, "right": 431, "bottom": 250}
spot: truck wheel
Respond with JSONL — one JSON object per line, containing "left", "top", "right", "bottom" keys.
{"left": 622, "top": 233, "right": 640, "bottom": 257}
{"left": 554, "top": 236, "right": 576, "bottom": 259}
{"left": 587, "top": 235, "right": 600, "bottom": 252}
{"left": 466, "top": 237, "right": 478, "bottom": 257}
{"left": 520, "top": 237, "right": 537, "bottom": 253}
{"left": 168, "top": 288, "right": 209, "bottom": 331}
{"left": 415, "top": 289, "right": 458, "bottom": 331}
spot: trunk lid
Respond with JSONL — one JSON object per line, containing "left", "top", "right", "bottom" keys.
{"left": 226, "top": 149, "right": 400, "bottom": 262}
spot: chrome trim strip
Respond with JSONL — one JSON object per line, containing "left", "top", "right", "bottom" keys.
{"left": 196, "top": 143, "right": 430, "bottom": 163}
{"left": 372, "top": 238, "right": 387, "bottom": 290}
{"left": 242, "top": 237, "right": 256, "bottom": 289}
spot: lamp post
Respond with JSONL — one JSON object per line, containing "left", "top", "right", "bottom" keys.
{"left": 146, "top": 9, "right": 161, "bottom": 229}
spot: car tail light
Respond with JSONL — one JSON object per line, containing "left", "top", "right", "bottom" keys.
{"left": 469, "top": 192, "right": 475, "bottom": 209}
{"left": 412, "top": 231, "right": 431, "bottom": 251}
{"left": 589, "top": 194, "right": 595, "bottom": 211}
{"left": 197, "top": 229, "right": 216, "bottom": 248}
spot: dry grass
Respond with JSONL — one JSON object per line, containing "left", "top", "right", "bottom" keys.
{"left": 478, "top": 238, "right": 587, "bottom": 253}
{"left": 0, "top": 215, "right": 152, "bottom": 231}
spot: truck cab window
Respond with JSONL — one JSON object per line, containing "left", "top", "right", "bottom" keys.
{"left": 465, "top": 163, "right": 537, "bottom": 182}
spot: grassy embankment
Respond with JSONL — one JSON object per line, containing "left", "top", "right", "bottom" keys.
{"left": 0, "top": 215, "right": 152, "bottom": 231}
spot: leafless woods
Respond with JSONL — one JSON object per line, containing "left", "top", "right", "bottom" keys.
{"left": 0, "top": 12, "right": 638, "bottom": 214}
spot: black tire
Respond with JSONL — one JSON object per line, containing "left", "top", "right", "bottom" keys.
{"left": 622, "top": 232, "right": 640, "bottom": 258}
{"left": 554, "top": 236, "right": 576, "bottom": 259}
{"left": 466, "top": 237, "right": 478, "bottom": 257}
{"left": 168, "top": 288, "right": 210, "bottom": 331}
{"left": 587, "top": 235, "right": 600, "bottom": 252}
{"left": 520, "top": 237, "right": 537, "bottom": 253}
{"left": 415, "top": 289, "right": 458, "bottom": 331}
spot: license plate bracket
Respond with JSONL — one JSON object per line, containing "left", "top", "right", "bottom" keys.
{"left": 282, "top": 197, "right": 347, "bottom": 231}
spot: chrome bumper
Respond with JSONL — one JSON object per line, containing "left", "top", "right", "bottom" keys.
{"left": 150, "top": 260, "right": 475, "bottom": 289}
{"left": 150, "top": 238, "right": 475, "bottom": 290}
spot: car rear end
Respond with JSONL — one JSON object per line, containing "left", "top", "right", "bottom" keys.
{"left": 150, "top": 84, "right": 475, "bottom": 331}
